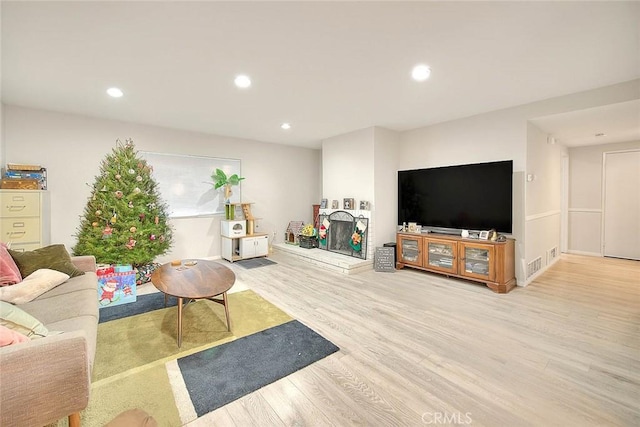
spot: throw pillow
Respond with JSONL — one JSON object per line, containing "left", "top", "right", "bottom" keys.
{"left": 0, "top": 300, "right": 50, "bottom": 338}
{"left": 0, "top": 324, "right": 29, "bottom": 346}
{"left": 0, "top": 243, "right": 22, "bottom": 286}
{"left": 8, "top": 244, "right": 84, "bottom": 279}
{"left": 0, "top": 269, "right": 70, "bottom": 304}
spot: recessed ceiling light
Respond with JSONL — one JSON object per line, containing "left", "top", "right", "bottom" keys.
{"left": 411, "top": 64, "right": 431, "bottom": 82}
{"left": 281, "top": 123, "right": 291, "bottom": 130}
{"left": 106, "top": 87, "right": 124, "bottom": 98}
{"left": 234, "top": 75, "right": 251, "bottom": 89}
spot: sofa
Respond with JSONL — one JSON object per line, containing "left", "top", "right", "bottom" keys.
{"left": 0, "top": 254, "right": 99, "bottom": 427}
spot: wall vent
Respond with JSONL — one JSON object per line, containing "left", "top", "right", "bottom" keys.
{"left": 527, "top": 256, "right": 542, "bottom": 279}
{"left": 547, "top": 246, "right": 558, "bottom": 264}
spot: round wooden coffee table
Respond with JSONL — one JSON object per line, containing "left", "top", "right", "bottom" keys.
{"left": 151, "top": 259, "right": 235, "bottom": 347}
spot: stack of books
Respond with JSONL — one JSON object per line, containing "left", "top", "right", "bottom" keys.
{"left": 2, "top": 164, "right": 47, "bottom": 190}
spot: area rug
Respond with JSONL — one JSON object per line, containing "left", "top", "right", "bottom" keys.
{"left": 235, "top": 257, "right": 278, "bottom": 269}
{"left": 71, "top": 289, "right": 338, "bottom": 426}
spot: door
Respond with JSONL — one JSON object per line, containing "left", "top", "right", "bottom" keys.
{"left": 397, "top": 234, "right": 423, "bottom": 267}
{"left": 603, "top": 150, "right": 640, "bottom": 260}
{"left": 424, "top": 237, "right": 457, "bottom": 274}
{"left": 255, "top": 235, "right": 269, "bottom": 257}
{"left": 459, "top": 242, "right": 495, "bottom": 282}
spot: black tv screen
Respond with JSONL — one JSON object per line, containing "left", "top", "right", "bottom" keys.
{"left": 398, "top": 160, "right": 513, "bottom": 234}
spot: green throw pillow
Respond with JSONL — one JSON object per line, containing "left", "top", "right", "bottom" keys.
{"left": 8, "top": 244, "right": 85, "bottom": 278}
{"left": 0, "top": 300, "right": 49, "bottom": 338}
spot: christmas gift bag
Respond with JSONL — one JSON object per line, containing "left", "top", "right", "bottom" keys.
{"left": 97, "top": 266, "right": 137, "bottom": 308}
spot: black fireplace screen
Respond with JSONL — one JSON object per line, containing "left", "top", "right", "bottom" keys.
{"left": 318, "top": 210, "right": 368, "bottom": 259}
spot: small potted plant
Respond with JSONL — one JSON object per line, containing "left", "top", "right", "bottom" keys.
{"left": 212, "top": 168, "right": 245, "bottom": 219}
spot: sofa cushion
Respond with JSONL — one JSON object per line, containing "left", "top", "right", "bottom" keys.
{"left": 0, "top": 243, "right": 22, "bottom": 286}
{"left": 0, "top": 324, "right": 29, "bottom": 346}
{"left": 0, "top": 301, "right": 50, "bottom": 338}
{"left": 0, "top": 269, "right": 69, "bottom": 304}
{"left": 9, "top": 244, "right": 85, "bottom": 279}
{"left": 33, "top": 272, "right": 98, "bottom": 301}
{"left": 20, "top": 286, "right": 98, "bottom": 326}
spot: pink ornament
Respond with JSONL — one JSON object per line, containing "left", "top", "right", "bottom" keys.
{"left": 150, "top": 234, "right": 156, "bottom": 241}
{"left": 125, "top": 236, "right": 136, "bottom": 249}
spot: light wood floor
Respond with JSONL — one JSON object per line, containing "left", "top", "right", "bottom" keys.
{"left": 188, "top": 253, "right": 640, "bottom": 427}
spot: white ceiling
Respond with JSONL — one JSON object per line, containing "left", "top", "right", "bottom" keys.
{"left": 2, "top": 1, "right": 639, "bottom": 149}
{"left": 531, "top": 100, "right": 640, "bottom": 147}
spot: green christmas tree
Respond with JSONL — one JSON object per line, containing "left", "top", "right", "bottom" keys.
{"left": 73, "top": 139, "right": 173, "bottom": 267}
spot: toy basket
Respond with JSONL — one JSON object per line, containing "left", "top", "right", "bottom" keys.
{"left": 298, "top": 235, "right": 318, "bottom": 249}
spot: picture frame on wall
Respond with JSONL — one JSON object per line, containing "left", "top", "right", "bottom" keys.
{"left": 320, "top": 198, "right": 328, "bottom": 209}
{"left": 343, "top": 198, "right": 355, "bottom": 210}
{"left": 360, "top": 200, "right": 370, "bottom": 210}
{"left": 331, "top": 200, "right": 339, "bottom": 209}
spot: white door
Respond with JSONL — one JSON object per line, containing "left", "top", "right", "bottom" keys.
{"left": 603, "top": 150, "right": 640, "bottom": 260}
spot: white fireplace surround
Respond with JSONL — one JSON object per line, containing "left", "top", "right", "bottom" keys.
{"left": 273, "top": 208, "right": 374, "bottom": 274}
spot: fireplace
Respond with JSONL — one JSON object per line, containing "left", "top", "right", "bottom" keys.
{"left": 318, "top": 210, "right": 368, "bottom": 260}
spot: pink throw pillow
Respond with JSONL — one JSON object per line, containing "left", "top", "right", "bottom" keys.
{"left": 0, "top": 324, "right": 29, "bottom": 346}
{"left": 0, "top": 243, "right": 22, "bottom": 286}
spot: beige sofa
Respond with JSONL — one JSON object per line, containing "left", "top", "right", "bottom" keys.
{"left": 0, "top": 255, "right": 99, "bottom": 427}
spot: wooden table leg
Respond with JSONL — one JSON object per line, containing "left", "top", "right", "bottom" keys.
{"left": 222, "top": 292, "right": 231, "bottom": 331}
{"left": 177, "top": 296, "right": 183, "bottom": 348}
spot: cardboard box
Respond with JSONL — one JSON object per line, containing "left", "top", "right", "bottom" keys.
{"left": 0, "top": 178, "right": 39, "bottom": 190}
{"left": 97, "top": 270, "right": 137, "bottom": 308}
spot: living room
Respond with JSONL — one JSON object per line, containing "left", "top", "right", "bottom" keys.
{"left": 1, "top": 2, "right": 639, "bottom": 426}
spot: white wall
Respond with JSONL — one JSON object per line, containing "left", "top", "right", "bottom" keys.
{"left": 568, "top": 140, "right": 640, "bottom": 255}
{"left": 3, "top": 105, "right": 321, "bottom": 262}
{"left": 398, "top": 79, "right": 640, "bottom": 285}
{"left": 525, "top": 122, "right": 565, "bottom": 280}
{"left": 321, "top": 127, "right": 375, "bottom": 206}
{"left": 321, "top": 126, "right": 400, "bottom": 251}
{"left": 0, "top": 103, "right": 4, "bottom": 165}
{"left": 373, "top": 127, "right": 400, "bottom": 246}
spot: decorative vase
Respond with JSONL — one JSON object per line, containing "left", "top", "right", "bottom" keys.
{"left": 225, "top": 204, "right": 235, "bottom": 220}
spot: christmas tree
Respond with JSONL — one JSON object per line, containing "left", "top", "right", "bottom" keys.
{"left": 73, "top": 139, "right": 173, "bottom": 267}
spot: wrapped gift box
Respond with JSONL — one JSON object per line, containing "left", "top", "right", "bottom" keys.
{"left": 97, "top": 268, "right": 136, "bottom": 308}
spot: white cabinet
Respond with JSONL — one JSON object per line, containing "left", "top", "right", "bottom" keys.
{"left": 221, "top": 233, "right": 269, "bottom": 262}
{"left": 0, "top": 190, "right": 50, "bottom": 251}
{"left": 240, "top": 235, "right": 268, "bottom": 259}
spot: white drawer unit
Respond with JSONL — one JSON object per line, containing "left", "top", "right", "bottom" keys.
{"left": 240, "top": 235, "right": 269, "bottom": 259}
{"left": 221, "top": 233, "right": 269, "bottom": 262}
{"left": 0, "top": 190, "right": 50, "bottom": 251}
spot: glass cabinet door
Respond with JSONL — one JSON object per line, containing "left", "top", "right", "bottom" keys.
{"left": 398, "top": 236, "right": 423, "bottom": 267}
{"left": 460, "top": 243, "right": 495, "bottom": 281}
{"left": 425, "top": 239, "right": 457, "bottom": 274}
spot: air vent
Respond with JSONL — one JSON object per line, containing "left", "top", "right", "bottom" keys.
{"left": 527, "top": 256, "right": 542, "bottom": 279}
{"left": 547, "top": 246, "right": 558, "bottom": 264}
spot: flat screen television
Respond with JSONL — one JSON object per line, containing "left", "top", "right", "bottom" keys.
{"left": 398, "top": 160, "right": 513, "bottom": 234}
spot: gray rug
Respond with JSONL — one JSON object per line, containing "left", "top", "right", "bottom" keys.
{"left": 98, "top": 292, "right": 176, "bottom": 323}
{"left": 178, "top": 319, "right": 339, "bottom": 416}
{"left": 235, "top": 257, "right": 277, "bottom": 269}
